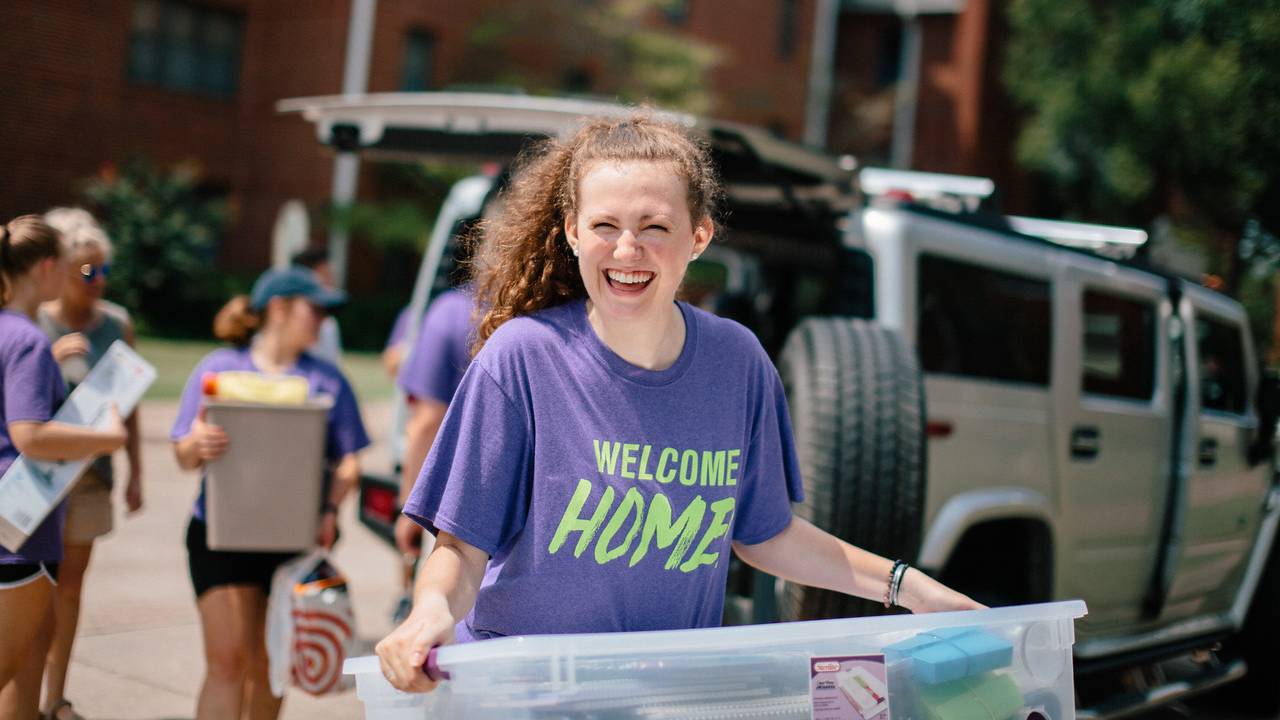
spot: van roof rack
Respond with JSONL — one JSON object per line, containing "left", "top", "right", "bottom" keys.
{"left": 1006, "top": 216, "right": 1149, "bottom": 260}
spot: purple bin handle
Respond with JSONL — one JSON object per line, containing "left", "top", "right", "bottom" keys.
{"left": 424, "top": 645, "right": 452, "bottom": 682}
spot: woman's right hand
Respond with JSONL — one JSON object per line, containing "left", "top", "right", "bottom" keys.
{"left": 51, "top": 333, "right": 90, "bottom": 363}
{"left": 190, "top": 405, "right": 230, "bottom": 462}
{"left": 375, "top": 593, "right": 456, "bottom": 693}
{"left": 102, "top": 405, "right": 128, "bottom": 452}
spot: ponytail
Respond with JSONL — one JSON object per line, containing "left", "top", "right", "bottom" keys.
{"left": 213, "top": 295, "right": 262, "bottom": 347}
{"left": 0, "top": 215, "right": 64, "bottom": 305}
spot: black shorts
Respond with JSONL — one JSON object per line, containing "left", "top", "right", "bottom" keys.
{"left": 0, "top": 562, "right": 59, "bottom": 589}
{"left": 185, "top": 518, "right": 297, "bottom": 598}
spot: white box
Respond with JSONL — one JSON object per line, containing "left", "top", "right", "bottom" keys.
{"left": 0, "top": 341, "right": 155, "bottom": 552}
{"left": 203, "top": 397, "right": 332, "bottom": 551}
{"left": 343, "top": 600, "right": 1087, "bottom": 720}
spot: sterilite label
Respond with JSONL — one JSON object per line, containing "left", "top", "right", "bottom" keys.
{"left": 810, "top": 654, "right": 891, "bottom": 720}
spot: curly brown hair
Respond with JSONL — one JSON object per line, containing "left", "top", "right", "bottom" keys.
{"left": 470, "top": 113, "right": 722, "bottom": 354}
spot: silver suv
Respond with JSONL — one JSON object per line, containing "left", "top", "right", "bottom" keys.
{"left": 282, "top": 92, "right": 1280, "bottom": 718}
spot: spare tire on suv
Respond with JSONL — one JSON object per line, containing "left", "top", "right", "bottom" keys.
{"left": 777, "top": 317, "right": 927, "bottom": 620}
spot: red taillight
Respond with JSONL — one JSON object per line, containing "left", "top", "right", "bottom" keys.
{"left": 926, "top": 420, "right": 954, "bottom": 439}
{"left": 883, "top": 189, "right": 915, "bottom": 203}
{"left": 363, "top": 485, "right": 398, "bottom": 524}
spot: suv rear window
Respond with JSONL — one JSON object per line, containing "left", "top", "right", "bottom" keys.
{"left": 917, "top": 255, "right": 1051, "bottom": 386}
{"left": 1197, "top": 317, "right": 1247, "bottom": 414}
{"left": 1082, "top": 290, "right": 1156, "bottom": 400}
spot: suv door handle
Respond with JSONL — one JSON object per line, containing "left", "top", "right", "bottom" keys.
{"left": 1071, "top": 426, "right": 1100, "bottom": 460}
{"left": 1199, "top": 438, "right": 1218, "bottom": 467}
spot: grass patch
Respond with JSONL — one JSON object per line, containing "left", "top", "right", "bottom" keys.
{"left": 136, "top": 336, "right": 395, "bottom": 404}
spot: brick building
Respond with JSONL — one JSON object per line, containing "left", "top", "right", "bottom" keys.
{"left": 0, "top": 0, "right": 1024, "bottom": 297}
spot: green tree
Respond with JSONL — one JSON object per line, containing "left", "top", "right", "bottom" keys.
{"left": 84, "top": 159, "right": 238, "bottom": 337}
{"left": 1005, "top": 0, "right": 1280, "bottom": 295}
{"left": 457, "top": 0, "right": 721, "bottom": 114}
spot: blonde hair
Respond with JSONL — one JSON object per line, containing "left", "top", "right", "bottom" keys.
{"left": 472, "top": 113, "right": 721, "bottom": 353}
{"left": 44, "top": 207, "right": 113, "bottom": 260}
{"left": 0, "top": 216, "right": 63, "bottom": 304}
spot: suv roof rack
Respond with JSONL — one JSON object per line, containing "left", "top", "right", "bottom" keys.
{"left": 1006, "top": 216, "right": 1149, "bottom": 260}
{"left": 860, "top": 167, "right": 1150, "bottom": 261}
{"left": 859, "top": 167, "right": 995, "bottom": 212}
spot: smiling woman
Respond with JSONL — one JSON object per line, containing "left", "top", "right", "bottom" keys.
{"left": 376, "top": 114, "right": 981, "bottom": 695}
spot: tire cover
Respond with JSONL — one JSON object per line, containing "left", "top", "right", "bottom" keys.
{"left": 776, "top": 317, "right": 926, "bottom": 619}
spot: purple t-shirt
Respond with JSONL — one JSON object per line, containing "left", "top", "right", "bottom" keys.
{"left": 404, "top": 299, "right": 803, "bottom": 641}
{"left": 396, "top": 289, "right": 476, "bottom": 405}
{"left": 169, "top": 347, "right": 372, "bottom": 521}
{"left": 0, "top": 310, "right": 68, "bottom": 564}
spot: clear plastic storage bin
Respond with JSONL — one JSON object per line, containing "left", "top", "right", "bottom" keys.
{"left": 344, "top": 600, "right": 1086, "bottom": 720}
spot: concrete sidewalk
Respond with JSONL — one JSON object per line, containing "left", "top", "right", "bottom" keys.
{"left": 63, "top": 400, "right": 401, "bottom": 719}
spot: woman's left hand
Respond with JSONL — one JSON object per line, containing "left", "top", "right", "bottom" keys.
{"left": 317, "top": 509, "right": 339, "bottom": 549}
{"left": 897, "top": 568, "right": 985, "bottom": 613}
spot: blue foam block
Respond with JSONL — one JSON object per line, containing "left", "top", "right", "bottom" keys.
{"left": 885, "top": 626, "right": 1014, "bottom": 685}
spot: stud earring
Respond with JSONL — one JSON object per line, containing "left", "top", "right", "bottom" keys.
{"left": 691, "top": 252, "right": 700, "bottom": 261}
{"left": 571, "top": 246, "right": 579, "bottom": 257}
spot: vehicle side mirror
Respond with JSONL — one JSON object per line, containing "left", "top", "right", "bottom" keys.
{"left": 1248, "top": 371, "right": 1280, "bottom": 467}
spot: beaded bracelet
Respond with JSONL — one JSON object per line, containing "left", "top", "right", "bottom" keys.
{"left": 884, "top": 559, "right": 909, "bottom": 608}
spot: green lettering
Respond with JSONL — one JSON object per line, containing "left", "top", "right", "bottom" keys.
{"left": 593, "top": 440, "right": 621, "bottom": 476}
{"left": 594, "top": 487, "right": 645, "bottom": 564}
{"left": 699, "top": 450, "right": 727, "bottom": 487}
{"left": 680, "top": 497, "right": 735, "bottom": 573}
{"left": 726, "top": 449, "right": 742, "bottom": 486}
{"left": 630, "top": 493, "right": 706, "bottom": 569}
{"left": 656, "top": 448, "right": 678, "bottom": 484}
{"left": 621, "top": 443, "right": 640, "bottom": 479}
{"left": 548, "top": 479, "right": 615, "bottom": 558}
{"left": 679, "top": 449, "right": 698, "bottom": 486}
{"left": 637, "top": 445, "right": 655, "bottom": 481}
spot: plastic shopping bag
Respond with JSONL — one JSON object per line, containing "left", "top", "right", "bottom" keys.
{"left": 266, "top": 549, "right": 356, "bottom": 697}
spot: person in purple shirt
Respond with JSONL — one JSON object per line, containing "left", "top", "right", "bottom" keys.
{"left": 393, "top": 287, "right": 476, "bottom": 560}
{"left": 0, "top": 216, "right": 126, "bottom": 710}
{"left": 376, "top": 117, "right": 981, "bottom": 693}
{"left": 170, "top": 268, "right": 370, "bottom": 719}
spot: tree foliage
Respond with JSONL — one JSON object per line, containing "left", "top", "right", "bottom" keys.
{"left": 84, "top": 159, "right": 239, "bottom": 337}
{"left": 1005, "top": 0, "right": 1280, "bottom": 292}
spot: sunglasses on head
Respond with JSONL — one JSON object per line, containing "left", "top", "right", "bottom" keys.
{"left": 79, "top": 263, "right": 111, "bottom": 282}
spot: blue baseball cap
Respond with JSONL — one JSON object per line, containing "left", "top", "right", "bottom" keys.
{"left": 249, "top": 268, "right": 347, "bottom": 311}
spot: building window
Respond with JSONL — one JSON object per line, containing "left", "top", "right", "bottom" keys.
{"left": 562, "top": 66, "right": 592, "bottom": 95}
{"left": 1082, "top": 290, "right": 1156, "bottom": 400}
{"left": 662, "top": 0, "right": 690, "bottom": 24}
{"left": 876, "top": 22, "right": 902, "bottom": 89}
{"left": 400, "top": 30, "right": 435, "bottom": 92}
{"left": 778, "top": 0, "right": 799, "bottom": 59}
{"left": 917, "top": 255, "right": 1052, "bottom": 386}
{"left": 127, "top": 0, "right": 243, "bottom": 98}
{"left": 1197, "top": 317, "right": 1247, "bottom": 414}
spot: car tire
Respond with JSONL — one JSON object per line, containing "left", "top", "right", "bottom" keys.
{"left": 775, "top": 317, "right": 926, "bottom": 620}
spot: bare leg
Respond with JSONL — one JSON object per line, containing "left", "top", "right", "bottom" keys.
{"left": 243, "top": 588, "right": 282, "bottom": 720}
{"left": 195, "top": 585, "right": 258, "bottom": 720}
{"left": 0, "top": 585, "right": 55, "bottom": 719}
{"left": 42, "top": 542, "right": 93, "bottom": 717}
